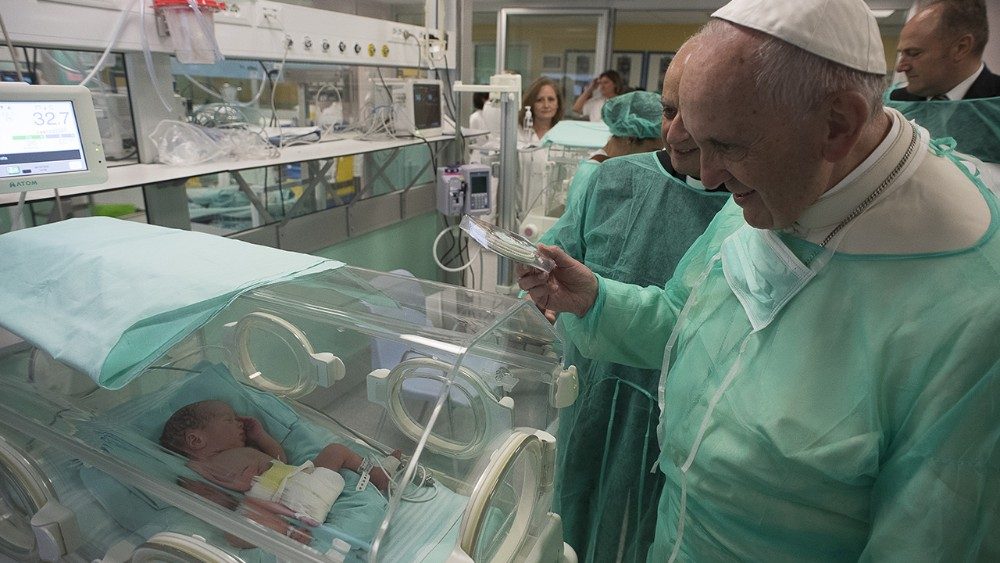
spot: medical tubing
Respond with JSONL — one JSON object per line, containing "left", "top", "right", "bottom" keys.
{"left": 140, "top": 3, "right": 178, "bottom": 112}
{"left": 438, "top": 57, "right": 466, "bottom": 155}
{"left": 0, "top": 10, "right": 24, "bottom": 82}
{"left": 521, "top": 175, "right": 558, "bottom": 221}
{"left": 376, "top": 456, "right": 438, "bottom": 503}
{"left": 79, "top": 0, "right": 140, "bottom": 87}
{"left": 186, "top": 0, "right": 224, "bottom": 62}
{"left": 434, "top": 225, "right": 478, "bottom": 272}
{"left": 183, "top": 70, "right": 268, "bottom": 107}
{"left": 268, "top": 39, "right": 291, "bottom": 148}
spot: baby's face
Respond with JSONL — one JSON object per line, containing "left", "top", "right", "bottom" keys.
{"left": 198, "top": 401, "right": 246, "bottom": 451}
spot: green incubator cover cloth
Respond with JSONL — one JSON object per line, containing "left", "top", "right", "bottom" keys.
{"left": 540, "top": 120, "right": 611, "bottom": 149}
{"left": 540, "top": 151, "right": 728, "bottom": 562}
{"left": 0, "top": 217, "right": 342, "bottom": 389}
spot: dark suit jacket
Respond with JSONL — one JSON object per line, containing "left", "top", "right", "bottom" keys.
{"left": 889, "top": 65, "right": 1000, "bottom": 100}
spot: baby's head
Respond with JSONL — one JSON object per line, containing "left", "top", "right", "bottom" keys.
{"left": 160, "top": 400, "right": 246, "bottom": 460}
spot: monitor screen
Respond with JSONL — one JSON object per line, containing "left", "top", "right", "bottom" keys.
{"left": 412, "top": 82, "right": 442, "bottom": 130}
{"left": 469, "top": 171, "right": 489, "bottom": 195}
{"left": 0, "top": 100, "right": 89, "bottom": 180}
{"left": 0, "top": 84, "right": 106, "bottom": 194}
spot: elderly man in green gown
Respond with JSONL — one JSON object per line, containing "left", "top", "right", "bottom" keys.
{"left": 520, "top": 0, "right": 1000, "bottom": 560}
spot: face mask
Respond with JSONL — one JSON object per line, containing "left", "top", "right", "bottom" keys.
{"left": 720, "top": 226, "right": 833, "bottom": 332}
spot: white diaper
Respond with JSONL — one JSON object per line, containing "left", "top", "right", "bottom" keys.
{"left": 247, "top": 460, "right": 345, "bottom": 524}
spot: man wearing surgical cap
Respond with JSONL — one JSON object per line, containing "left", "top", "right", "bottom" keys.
{"left": 539, "top": 40, "right": 729, "bottom": 563}
{"left": 519, "top": 0, "right": 1000, "bottom": 560}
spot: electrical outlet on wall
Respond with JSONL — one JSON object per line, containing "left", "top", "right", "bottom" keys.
{"left": 216, "top": 1, "right": 252, "bottom": 26}
{"left": 256, "top": 4, "right": 283, "bottom": 29}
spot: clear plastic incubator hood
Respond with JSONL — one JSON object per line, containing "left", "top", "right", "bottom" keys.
{"left": 0, "top": 218, "right": 578, "bottom": 563}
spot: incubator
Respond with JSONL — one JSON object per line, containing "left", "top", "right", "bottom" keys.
{"left": 515, "top": 121, "right": 610, "bottom": 243}
{"left": 0, "top": 221, "right": 578, "bottom": 562}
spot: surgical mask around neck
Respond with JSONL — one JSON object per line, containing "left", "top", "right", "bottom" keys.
{"left": 721, "top": 226, "right": 833, "bottom": 332}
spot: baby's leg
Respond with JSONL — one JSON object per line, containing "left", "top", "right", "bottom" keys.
{"left": 312, "top": 443, "right": 358, "bottom": 473}
{"left": 367, "top": 450, "right": 402, "bottom": 492}
{"left": 313, "top": 445, "right": 401, "bottom": 492}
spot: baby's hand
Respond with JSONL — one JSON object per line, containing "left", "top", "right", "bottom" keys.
{"left": 238, "top": 416, "right": 266, "bottom": 442}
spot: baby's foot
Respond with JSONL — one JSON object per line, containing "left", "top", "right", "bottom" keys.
{"left": 370, "top": 450, "right": 402, "bottom": 492}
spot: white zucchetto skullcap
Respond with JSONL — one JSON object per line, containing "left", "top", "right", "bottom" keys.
{"left": 712, "top": 0, "right": 887, "bottom": 75}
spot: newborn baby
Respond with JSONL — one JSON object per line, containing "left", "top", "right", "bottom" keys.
{"left": 160, "top": 399, "right": 398, "bottom": 528}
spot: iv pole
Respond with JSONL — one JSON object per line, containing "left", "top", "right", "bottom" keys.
{"left": 453, "top": 76, "right": 521, "bottom": 289}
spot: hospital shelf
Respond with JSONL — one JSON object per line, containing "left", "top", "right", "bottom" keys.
{"left": 0, "top": 133, "right": 468, "bottom": 206}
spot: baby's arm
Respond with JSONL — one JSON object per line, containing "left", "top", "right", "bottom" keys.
{"left": 239, "top": 416, "right": 287, "bottom": 462}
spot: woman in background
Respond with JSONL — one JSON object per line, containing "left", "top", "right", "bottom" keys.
{"left": 572, "top": 70, "right": 627, "bottom": 122}
{"left": 519, "top": 77, "right": 564, "bottom": 144}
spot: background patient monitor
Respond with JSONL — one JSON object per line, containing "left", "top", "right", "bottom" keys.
{"left": 371, "top": 78, "right": 444, "bottom": 137}
{"left": 0, "top": 84, "right": 107, "bottom": 195}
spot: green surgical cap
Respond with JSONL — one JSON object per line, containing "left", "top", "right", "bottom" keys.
{"left": 601, "top": 91, "right": 663, "bottom": 140}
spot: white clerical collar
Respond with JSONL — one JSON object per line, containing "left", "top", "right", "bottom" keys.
{"left": 822, "top": 110, "right": 901, "bottom": 198}
{"left": 789, "top": 109, "right": 918, "bottom": 237}
{"left": 939, "top": 63, "right": 985, "bottom": 101}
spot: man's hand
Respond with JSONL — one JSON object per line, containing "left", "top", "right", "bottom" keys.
{"left": 517, "top": 244, "right": 598, "bottom": 318}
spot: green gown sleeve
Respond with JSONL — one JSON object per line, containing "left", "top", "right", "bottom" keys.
{"left": 559, "top": 199, "right": 744, "bottom": 370}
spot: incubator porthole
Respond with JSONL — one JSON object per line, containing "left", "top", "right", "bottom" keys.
{"left": 0, "top": 438, "right": 56, "bottom": 560}
{"left": 462, "top": 433, "right": 542, "bottom": 563}
{"left": 131, "top": 532, "right": 244, "bottom": 563}
{"left": 231, "top": 312, "right": 317, "bottom": 397}
{"left": 399, "top": 376, "right": 478, "bottom": 445}
{"left": 385, "top": 358, "right": 495, "bottom": 459}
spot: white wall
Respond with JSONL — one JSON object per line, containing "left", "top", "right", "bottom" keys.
{"left": 274, "top": 0, "right": 392, "bottom": 19}
{"left": 985, "top": 1, "right": 1000, "bottom": 71}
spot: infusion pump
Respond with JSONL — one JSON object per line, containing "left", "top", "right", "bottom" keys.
{"left": 437, "top": 164, "right": 492, "bottom": 216}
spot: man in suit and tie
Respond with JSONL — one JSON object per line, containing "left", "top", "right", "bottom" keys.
{"left": 891, "top": 0, "right": 1000, "bottom": 101}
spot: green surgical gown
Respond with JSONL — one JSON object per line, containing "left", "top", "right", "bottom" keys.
{"left": 541, "top": 151, "right": 728, "bottom": 562}
{"left": 562, "top": 165, "right": 1000, "bottom": 561}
